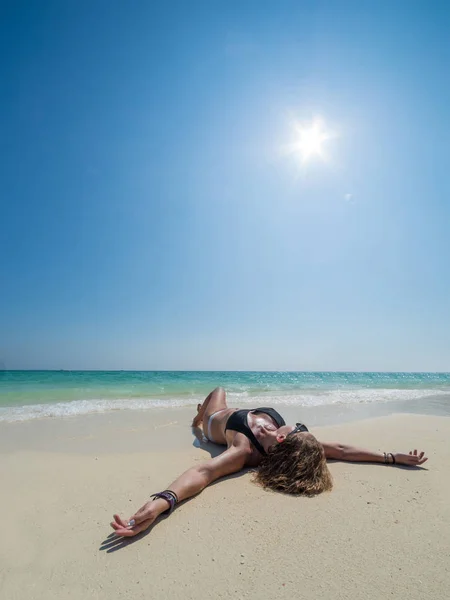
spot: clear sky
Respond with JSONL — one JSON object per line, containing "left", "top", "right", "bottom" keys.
{"left": 1, "top": 1, "right": 449, "bottom": 371}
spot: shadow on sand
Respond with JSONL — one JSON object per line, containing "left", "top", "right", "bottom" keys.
{"left": 99, "top": 426, "right": 251, "bottom": 553}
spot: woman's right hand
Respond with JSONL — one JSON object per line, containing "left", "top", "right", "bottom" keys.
{"left": 110, "top": 498, "right": 168, "bottom": 537}
{"left": 394, "top": 449, "right": 428, "bottom": 466}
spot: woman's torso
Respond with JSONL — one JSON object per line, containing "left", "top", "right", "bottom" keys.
{"left": 206, "top": 407, "right": 284, "bottom": 467}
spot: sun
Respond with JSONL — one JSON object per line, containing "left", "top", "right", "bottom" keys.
{"left": 290, "top": 118, "right": 333, "bottom": 163}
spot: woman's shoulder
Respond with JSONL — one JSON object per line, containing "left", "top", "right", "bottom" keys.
{"left": 228, "top": 431, "right": 262, "bottom": 465}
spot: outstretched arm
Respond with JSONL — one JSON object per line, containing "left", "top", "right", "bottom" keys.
{"left": 320, "top": 442, "right": 428, "bottom": 466}
{"left": 111, "top": 447, "right": 249, "bottom": 537}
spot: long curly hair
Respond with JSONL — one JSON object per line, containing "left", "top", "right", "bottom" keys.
{"left": 254, "top": 433, "right": 333, "bottom": 496}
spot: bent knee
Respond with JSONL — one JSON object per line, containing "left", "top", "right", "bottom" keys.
{"left": 212, "top": 386, "right": 225, "bottom": 395}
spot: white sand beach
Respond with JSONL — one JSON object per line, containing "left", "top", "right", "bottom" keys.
{"left": 1, "top": 411, "right": 449, "bottom": 600}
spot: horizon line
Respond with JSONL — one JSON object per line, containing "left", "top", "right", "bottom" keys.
{"left": 1, "top": 369, "right": 450, "bottom": 375}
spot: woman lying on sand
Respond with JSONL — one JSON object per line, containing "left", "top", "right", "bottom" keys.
{"left": 111, "top": 387, "right": 428, "bottom": 537}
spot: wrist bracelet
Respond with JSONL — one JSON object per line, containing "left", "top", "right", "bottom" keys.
{"left": 165, "top": 489, "right": 179, "bottom": 503}
{"left": 384, "top": 452, "right": 396, "bottom": 465}
{"left": 151, "top": 490, "right": 178, "bottom": 514}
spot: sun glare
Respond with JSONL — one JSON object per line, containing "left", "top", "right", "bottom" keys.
{"left": 290, "top": 118, "right": 333, "bottom": 164}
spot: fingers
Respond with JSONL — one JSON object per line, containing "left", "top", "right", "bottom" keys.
{"left": 111, "top": 505, "right": 153, "bottom": 535}
{"left": 111, "top": 515, "right": 128, "bottom": 531}
{"left": 395, "top": 451, "right": 428, "bottom": 466}
{"left": 113, "top": 518, "right": 153, "bottom": 537}
{"left": 128, "top": 509, "right": 148, "bottom": 526}
{"left": 415, "top": 450, "right": 427, "bottom": 465}
{"left": 113, "top": 514, "right": 128, "bottom": 528}
{"left": 111, "top": 513, "right": 138, "bottom": 531}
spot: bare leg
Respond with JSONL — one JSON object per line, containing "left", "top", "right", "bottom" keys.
{"left": 192, "top": 387, "right": 228, "bottom": 427}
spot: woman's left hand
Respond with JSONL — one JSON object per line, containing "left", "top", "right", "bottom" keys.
{"left": 393, "top": 449, "right": 428, "bottom": 466}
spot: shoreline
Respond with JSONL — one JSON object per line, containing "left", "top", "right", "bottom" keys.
{"left": 1, "top": 391, "right": 450, "bottom": 444}
{"left": 2, "top": 371, "right": 450, "bottom": 426}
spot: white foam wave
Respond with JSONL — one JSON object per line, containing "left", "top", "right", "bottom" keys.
{"left": 1, "top": 388, "right": 449, "bottom": 423}
{"left": 229, "top": 388, "right": 450, "bottom": 406}
{"left": 0, "top": 397, "right": 196, "bottom": 423}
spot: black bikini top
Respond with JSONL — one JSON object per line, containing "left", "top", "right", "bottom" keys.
{"left": 225, "top": 407, "right": 286, "bottom": 456}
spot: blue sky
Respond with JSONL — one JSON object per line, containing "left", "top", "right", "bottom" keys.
{"left": 1, "top": 1, "right": 449, "bottom": 371}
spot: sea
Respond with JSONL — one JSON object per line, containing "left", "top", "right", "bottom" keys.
{"left": 1, "top": 370, "right": 450, "bottom": 423}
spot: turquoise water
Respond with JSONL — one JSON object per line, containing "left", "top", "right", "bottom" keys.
{"left": 1, "top": 371, "right": 450, "bottom": 422}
